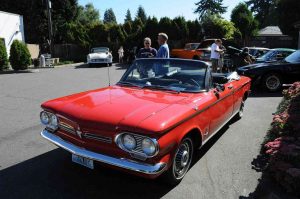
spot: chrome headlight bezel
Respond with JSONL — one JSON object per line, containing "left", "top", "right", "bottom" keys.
{"left": 141, "top": 138, "right": 157, "bottom": 156}
{"left": 40, "top": 111, "right": 59, "bottom": 131}
{"left": 115, "top": 132, "right": 159, "bottom": 159}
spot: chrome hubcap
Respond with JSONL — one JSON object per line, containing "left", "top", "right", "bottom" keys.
{"left": 266, "top": 75, "right": 280, "bottom": 90}
{"left": 173, "top": 139, "right": 193, "bottom": 179}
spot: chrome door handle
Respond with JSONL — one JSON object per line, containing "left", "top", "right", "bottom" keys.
{"left": 228, "top": 85, "right": 234, "bottom": 89}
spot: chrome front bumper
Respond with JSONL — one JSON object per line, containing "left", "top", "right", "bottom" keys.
{"left": 41, "top": 129, "right": 166, "bottom": 175}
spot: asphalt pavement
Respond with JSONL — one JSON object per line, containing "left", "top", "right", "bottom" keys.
{"left": 0, "top": 63, "right": 283, "bottom": 199}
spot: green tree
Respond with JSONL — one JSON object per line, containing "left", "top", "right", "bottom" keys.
{"left": 278, "top": 0, "right": 300, "bottom": 39}
{"left": 246, "top": 0, "right": 278, "bottom": 28}
{"left": 143, "top": 17, "right": 159, "bottom": 45}
{"left": 125, "top": 9, "right": 132, "bottom": 23}
{"left": 104, "top": 8, "right": 117, "bottom": 24}
{"left": 88, "top": 23, "right": 108, "bottom": 45}
{"left": 123, "top": 21, "right": 133, "bottom": 35}
{"left": 201, "top": 14, "right": 236, "bottom": 39}
{"left": 0, "top": 40, "right": 8, "bottom": 70}
{"left": 231, "top": 3, "right": 258, "bottom": 45}
{"left": 158, "top": 17, "right": 176, "bottom": 39}
{"left": 173, "top": 17, "right": 189, "bottom": 40}
{"left": 195, "top": 0, "right": 227, "bottom": 19}
{"left": 136, "top": 5, "right": 147, "bottom": 24}
{"left": 77, "top": 3, "right": 100, "bottom": 25}
{"left": 187, "top": 20, "right": 203, "bottom": 41}
{"left": 9, "top": 40, "right": 31, "bottom": 70}
{"left": 107, "top": 24, "right": 125, "bottom": 43}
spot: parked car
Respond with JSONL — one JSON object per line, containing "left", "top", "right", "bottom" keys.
{"left": 40, "top": 58, "right": 251, "bottom": 184}
{"left": 87, "top": 47, "right": 113, "bottom": 67}
{"left": 243, "top": 47, "right": 270, "bottom": 58}
{"left": 170, "top": 39, "right": 217, "bottom": 61}
{"left": 255, "top": 48, "right": 295, "bottom": 63}
{"left": 171, "top": 43, "right": 200, "bottom": 59}
{"left": 237, "top": 50, "right": 300, "bottom": 92}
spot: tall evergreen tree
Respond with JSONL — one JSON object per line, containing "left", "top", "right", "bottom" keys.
{"left": 194, "top": 0, "right": 227, "bottom": 19}
{"left": 104, "top": 8, "right": 117, "bottom": 24}
{"left": 125, "top": 9, "right": 132, "bottom": 23}
{"left": 231, "top": 3, "right": 258, "bottom": 45}
{"left": 246, "top": 0, "right": 278, "bottom": 28}
{"left": 136, "top": 5, "right": 147, "bottom": 24}
{"left": 77, "top": 3, "right": 100, "bottom": 25}
{"left": 278, "top": 0, "right": 300, "bottom": 39}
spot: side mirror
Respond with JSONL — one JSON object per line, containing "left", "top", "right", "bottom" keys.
{"left": 214, "top": 83, "right": 225, "bottom": 92}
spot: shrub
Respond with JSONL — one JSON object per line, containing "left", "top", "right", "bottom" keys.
{"left": 9, "top": 40, "right": 31, "bottom": 70}
{"left": 0, "top": 40, "right": 8, "bottom": 70}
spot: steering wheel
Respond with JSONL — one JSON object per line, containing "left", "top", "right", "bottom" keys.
{"left": 184, "top": 78, "right": 200, "bottom": 87}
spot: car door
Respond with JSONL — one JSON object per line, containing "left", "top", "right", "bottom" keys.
{"left": 285, "top": 63, "right": 300, "bottom": 82}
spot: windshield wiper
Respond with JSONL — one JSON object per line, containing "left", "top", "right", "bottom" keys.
{"left": 117, "top": 81, "right": 142, "bottom": 88}
{"left": 142, "top": 85, "right": 181, "bottom": 93}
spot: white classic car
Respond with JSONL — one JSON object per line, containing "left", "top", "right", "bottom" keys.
{"left": 87, "top": 47, "right": 113, "bottom": 66}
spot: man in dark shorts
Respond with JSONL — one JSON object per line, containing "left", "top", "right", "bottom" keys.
{"left": 137, "top": 37, "right": 157, "bottom": 58}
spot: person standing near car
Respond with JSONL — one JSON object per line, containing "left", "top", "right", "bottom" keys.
{"left": 156, "top": 33, "right": 170, "bottom": 58}
{"left": 210, "top": 39, "right": 224, "bottom": 73}
{"left": 137, "top": 37, "right": 157, "bottom": 58}
{"left": 218, "top": 44, "right": 226, "bottom": 73}
{"left": 118, "top": 46, "right": 124, "bottom": 63}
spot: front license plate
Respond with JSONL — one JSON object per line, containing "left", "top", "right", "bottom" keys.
{"left": 72, "top": 154, "right": 94, "bottom": 169}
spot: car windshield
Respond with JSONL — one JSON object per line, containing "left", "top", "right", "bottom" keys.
{"left": 285, "top": 50, "right": 300, "bottom": 63}
{"left": 184, "top": 43, "right": 199, "bottom": 50}
{"left": 92, "top": 48, "right": 109, "bottom": 53}
{"left": 118, "top": 59, "right": 208, "bottom": 93}
{"left": 257, "top": 50, "right": 277, "bottom": 61}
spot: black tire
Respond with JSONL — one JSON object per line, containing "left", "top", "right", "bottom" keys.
{"left": 262, "top": 73, "right": 282, "bottom": 92}
{"left": 163, "top": 137, "right": 194, "bottom": 186}
{"left": 234, "top": 100, "right": 245, "bottom": 120}
{"left": 193, "top": 56, "right": 200, "bottom": 60}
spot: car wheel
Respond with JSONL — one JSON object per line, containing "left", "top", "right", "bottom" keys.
{"left": 109, "top": 63, "right": 113, "bottom": 66}
{"left": 262, "top": 73, "right": 282, "bottom": 92}
{"left": 234, "top": 100, "right": 245, "bottom": 120}
{"left": 164, "top": 137, "right": 194, "bottom": 185}
{"left": 193, "top": 56, "right": 200, "bottom": 60}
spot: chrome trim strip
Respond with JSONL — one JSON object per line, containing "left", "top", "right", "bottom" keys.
{"left": 84, "top": 133, "right": 112, "bottom": 143}
{"left": 41, "top": 129, "right": 166, "bottom": 175}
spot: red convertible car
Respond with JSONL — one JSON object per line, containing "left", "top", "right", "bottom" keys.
{"left": 40, "top": 59, "right": 251, "bottom": 184}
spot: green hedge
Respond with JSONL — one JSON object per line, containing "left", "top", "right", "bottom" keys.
{"left": 0, "top": 40, "right": 8, "bottom": 70}
{"left": 9, "top": 40, "right": 31, "bottom": 70}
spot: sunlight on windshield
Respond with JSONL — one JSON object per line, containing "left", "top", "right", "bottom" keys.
{"left": 119, "top": 59, "right": 208, "bottom": 93}
{"left": 285, "top": 50, "right": 300, "bottom": 63}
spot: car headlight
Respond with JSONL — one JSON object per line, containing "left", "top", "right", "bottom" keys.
{"left": 122, "top": 134, "right": 136, "bottom": 150}
{"left": 40, "top": 111, "right": 58, "bottom": 131}
{"left": 142, "top": 138, "right": 157, "bottom": 156}
{"left": 40, "top": 111, "right": 50, "bottom": 125}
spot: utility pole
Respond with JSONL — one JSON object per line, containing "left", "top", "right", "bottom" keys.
{"left": 46, "top": 0, "right": 53, "bottom": 55}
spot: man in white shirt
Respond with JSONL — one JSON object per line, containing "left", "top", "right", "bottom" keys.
{"left": 210, "top": 39, "right": 224, "bottom": 73}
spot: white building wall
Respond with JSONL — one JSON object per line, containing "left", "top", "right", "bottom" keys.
{"left": 0, "top": 11, "right": 25, "bottom": 57}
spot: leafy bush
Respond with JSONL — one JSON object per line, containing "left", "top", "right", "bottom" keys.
{"left": 0, "top": 40, "right": 8, "bottom": 70}
{"left": 9, "top": 40, "right": 31, "bottom": 70}
{"left": 262, "top": 82, "right": 300, "bottom": 196}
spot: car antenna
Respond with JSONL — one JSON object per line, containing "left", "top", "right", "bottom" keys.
{"left": 107, "top": 63, "right": 111, "bottom": 86}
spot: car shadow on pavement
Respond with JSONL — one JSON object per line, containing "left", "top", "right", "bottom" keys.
{"left": 249, "top": 88, "right": 283, "bottom": 98}
{"left": 74, "top": 63, "right": 112, "bottom": 69}
{"left": 0, "top": 148, "right": 173, "bottom": 199}
{"left": 115, "top": 63, "right": 130, "bottom": 70}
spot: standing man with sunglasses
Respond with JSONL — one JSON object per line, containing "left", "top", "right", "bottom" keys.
{"left": 137, "top": 37, "right": 157, "bottom": 58}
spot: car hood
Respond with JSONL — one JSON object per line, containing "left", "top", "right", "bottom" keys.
{"left": 88, "top": 52, "right": 110, "bottom": 59}
{"left": 41, "top": 86, "right": 189, "bottom": 134}
{"left": 238, "top": 62, "right": 281, "bottom": 70}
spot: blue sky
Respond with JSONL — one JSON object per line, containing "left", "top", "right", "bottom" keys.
{"left": 78, "top": 0, "right": 244, "bottom": 23}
